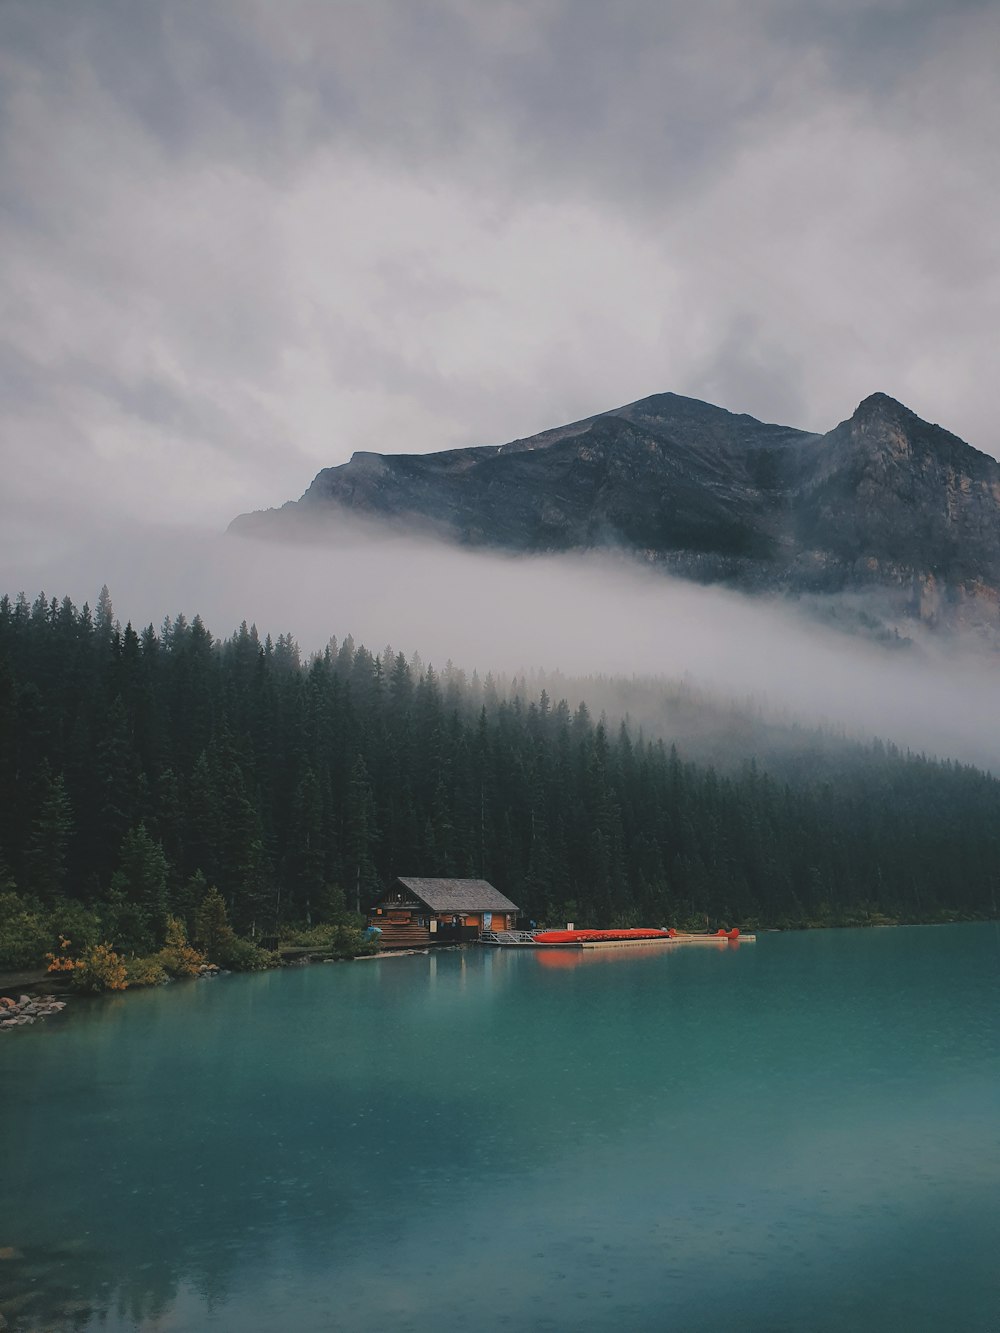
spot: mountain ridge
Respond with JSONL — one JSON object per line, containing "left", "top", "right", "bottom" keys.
{"left": 230, "top": 390, "right": 1000, "bottom": 641}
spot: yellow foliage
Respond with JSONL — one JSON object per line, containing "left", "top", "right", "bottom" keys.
{"left": 45, "top": 937, "right": 82, "bottom": 973}
{"left": 157, "top": 915, "right": 206, "bottom": 977}
{"left": 72, "top": 942, "right": 128, "bottom": 993}
{"left": 45, "top": 955, "right": 79, "bottom": 972}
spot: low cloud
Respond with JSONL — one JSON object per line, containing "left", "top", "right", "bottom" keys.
{"left": 6, "top": 521, "right": 1000, "bottom": 773}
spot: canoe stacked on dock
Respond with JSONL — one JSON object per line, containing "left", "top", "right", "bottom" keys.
{"left": 528, "top": 928, "right": 752, "bottom": 949}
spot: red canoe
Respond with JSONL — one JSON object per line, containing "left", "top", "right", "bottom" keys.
{"left": 531, "top": 927, "right": 741, "bottom": 945}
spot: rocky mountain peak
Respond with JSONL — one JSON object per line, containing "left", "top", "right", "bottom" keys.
{"left": 842, "top": 394, "right": 935, "bottom": 451}
{"left": 229, "top": 388, "right": 1000, "bottom": 644}
{"left": 836, "top": 392, "right": 923, "bottom": 464}
{"left": 851, "top": 391, "right": 911, "bottom": 422}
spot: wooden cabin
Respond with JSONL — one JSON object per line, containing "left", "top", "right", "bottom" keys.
{"left": 368, "top": 877, "right": 521, "bottom": 949}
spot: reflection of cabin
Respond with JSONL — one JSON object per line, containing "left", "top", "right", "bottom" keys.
{"left": 368, "top": 878, "right": 520, "bottom": 949}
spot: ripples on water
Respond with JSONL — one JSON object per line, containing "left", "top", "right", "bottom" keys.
{"left": 2, "top": 924, "right": 999, "bottom": 1331}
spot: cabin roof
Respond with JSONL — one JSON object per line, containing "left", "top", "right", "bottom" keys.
{"left": 396, "top": 877, "right": 520, "bottom": 913}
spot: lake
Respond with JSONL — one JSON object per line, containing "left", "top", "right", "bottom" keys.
{"left": 2, "top": 924, "right": 999, "bottom": 1331}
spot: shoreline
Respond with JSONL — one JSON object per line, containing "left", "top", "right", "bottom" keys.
{"left": 2, "top": 917, "right": 992, "bottom": 1033}
{"left": 0, "top": 946, "right": 431, "bottom": 1032}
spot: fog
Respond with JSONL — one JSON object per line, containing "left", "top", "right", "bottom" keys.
{"left": 5, "top": 2, "right": 999, "bottom": 784}
{"left": 5, "top": 519, "right": 1000, "bottom": 774}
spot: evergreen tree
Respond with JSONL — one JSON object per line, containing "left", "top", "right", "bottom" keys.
{"left": 287, "top": 765, "right": 326, "bottom": 925}
{"left": 106, "top": 825, "right": 171, "bottom": 954}
{"left": 23, "top": 763, "right": 74, "bottom": 903}
{"left": 346, "top": 755, "right": 378, "bottom": 913}
{"left": 194, "top": 884, "right": 236, "bottom": 962}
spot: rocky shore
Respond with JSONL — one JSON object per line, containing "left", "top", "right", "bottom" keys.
{"left": 0, "top": 994, "right": 67, "bottom": 1030}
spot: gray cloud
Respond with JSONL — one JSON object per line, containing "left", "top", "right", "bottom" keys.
{"left": 2, "top": 0, "right": 998, "bottom": 575}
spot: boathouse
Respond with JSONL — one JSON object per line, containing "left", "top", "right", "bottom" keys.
{"left": 368, "top": 877, "right": 520, "bottom": 948}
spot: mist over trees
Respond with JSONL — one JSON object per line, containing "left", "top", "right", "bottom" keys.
{"left": 1, "top": 588, "right": 997, "bottom": 968}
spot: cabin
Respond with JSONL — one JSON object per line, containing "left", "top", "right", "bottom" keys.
{"left": 368, "top": 877, "right": 521, "bottom": 949}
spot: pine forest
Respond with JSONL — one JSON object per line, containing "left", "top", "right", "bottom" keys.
{"left": 1, "top": 589, "right": 998, "bottom": 976}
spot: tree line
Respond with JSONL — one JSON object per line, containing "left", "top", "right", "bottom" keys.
{"left": 1, "top": 588, "right": 997, "bottom": 968}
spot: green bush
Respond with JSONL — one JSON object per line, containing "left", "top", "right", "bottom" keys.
{"left": 0, "top": 891, "right": 49, "bottom": 969}
{"left": 278, "top": 923, "right": 340, "bottom": 949}
{"left": 278, "top": 922, "right": 375, "bottom": 959}
{"left": 217, "top": 936, "right": 277, "bottom": 972}
{"left": 48, "top": 899, "right": 102, "bottom": 956}
{"left": 335, "top": 924, "right": 378, "bottom": 958}
{"left": 125, "top": 955, "right": 168, "bottom": 987}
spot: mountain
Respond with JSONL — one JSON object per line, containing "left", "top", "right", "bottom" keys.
{"left": 229, "top": 391, "right": 1000, "bottom": 639}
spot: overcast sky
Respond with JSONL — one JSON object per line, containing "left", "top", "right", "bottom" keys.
{"left": 2, "top": 0, "right": 999, "bottom": 576}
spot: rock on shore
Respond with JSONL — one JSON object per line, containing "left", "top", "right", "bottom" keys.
{"left": 0, "top": 993, "right": 67, "bottom": 1030}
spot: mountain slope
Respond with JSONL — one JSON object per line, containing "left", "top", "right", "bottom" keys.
{"left": 230, "top": 390, "right": 1000, "bottom": 637}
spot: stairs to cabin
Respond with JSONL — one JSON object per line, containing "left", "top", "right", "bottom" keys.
{"left": 376, "top": 923, "right": 432, "bottom": 949}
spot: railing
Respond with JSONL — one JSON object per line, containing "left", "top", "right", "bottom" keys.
{"left": 479, "top": 929, "right": 537, "bottom": 945}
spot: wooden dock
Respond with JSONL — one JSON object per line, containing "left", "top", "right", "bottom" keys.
{"left": 480, "top": 930, "right": 756, "bottom": 949}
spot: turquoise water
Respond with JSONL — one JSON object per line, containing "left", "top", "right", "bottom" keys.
{"left": 2, "top": 925, "right": 999, "bottom": 1332}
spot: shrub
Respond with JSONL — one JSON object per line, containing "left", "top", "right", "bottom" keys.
{"left": 72, "top": 942, "right": 128, "bottom": 993}
{"left": 125, "top": 955, "right": 167, "bottom": 987}
{"left": 217, "top": 937, "right": 277, "bottom": 972}
{"left": 278, "top": 923, "right": 340, "bottom": 949}
{"left": 95, "top": 887, "right": 153, "bottom": 960}
{"left": 47, "top": 899, "right": 102, "bottom": 956}
{"left": 156, "top": 915, "right": 205, "bottom": 977}
{"left": 333, "top": 924, "right": 377, "bottom": 958}
{"left": 278, "top": 922, "right": 375, "bottom": 959}
{"left": 45, "top": 934, "right": 82, "bottom": 975}
{"left": 0, "top": 891, "right": 49, "bottom": 969}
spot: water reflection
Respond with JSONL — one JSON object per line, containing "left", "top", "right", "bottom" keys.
{"left": 533, "top": 939, "right": 733, "bottom": 968}
{"left": 1, "top": 926, "right": 997, "bottom": 1331}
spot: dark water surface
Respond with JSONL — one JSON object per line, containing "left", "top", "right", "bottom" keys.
{"left": 2, "top": 925, "right": 999, "bottom": 1331}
